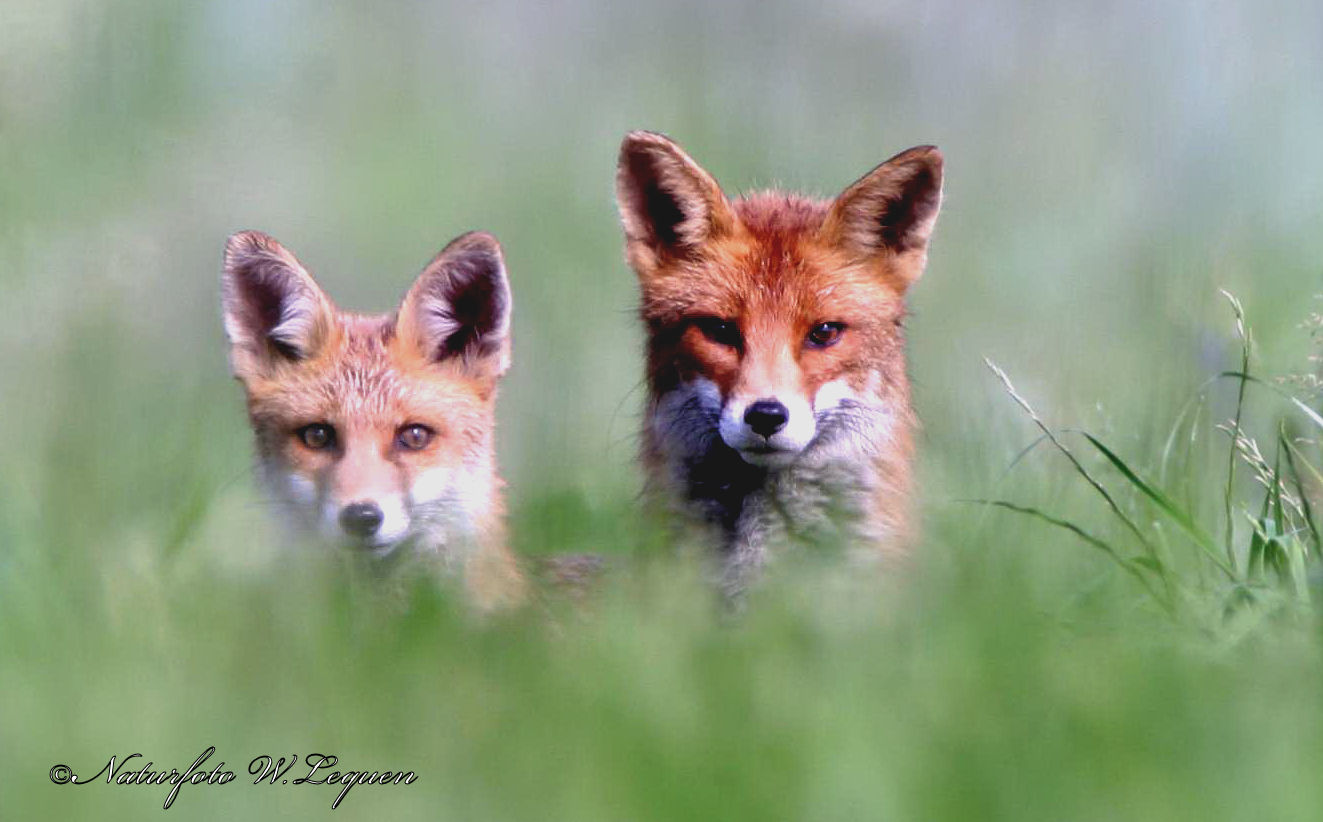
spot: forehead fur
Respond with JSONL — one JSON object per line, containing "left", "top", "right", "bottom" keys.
{"left": 639, "top": 191, "right": 904, "bottom": 326}
{"left": 241, "top": 313, "right": 494, "bottom": 433}
{"left": 734, "top": 191, "right": 831, "bottom": 234}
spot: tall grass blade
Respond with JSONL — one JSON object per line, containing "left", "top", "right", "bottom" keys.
{"left": 984, "top": 359, "right": 1168, "bottom": 585}
{"left": 1220, "top": 290, "right": 1251, "bottom": 574}
{"left": 1159, "top": 390, "right": 1208, "bottom": 490}
{"left": 963, "top": 499, "right": 1171, "bottom": 609}
{"left": 1079, "top": 432, "right": 1234, "bottom": 579}
{"left": 1282, "top": 436, "right": 1323, "bottom": 560}
{"left": 1216, "top": 372, "right": 1323, "bottom": 433}
{"left": 1001, "top": 432, "right": 1052, "bottom": 479}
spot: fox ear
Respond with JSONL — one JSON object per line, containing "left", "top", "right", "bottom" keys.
{"left": 222, "top": 231, "right": 334, "bottom": 378}
{"left": 616, "top": 131, "right": 736, "bottom": 264}
{"left": 822, "top": 146, "right": 943, "bottom": 279}
{"left": 397, "top": 232, "right": 512, "bottom": 376}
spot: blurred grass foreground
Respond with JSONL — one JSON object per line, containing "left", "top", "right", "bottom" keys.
{"left": 5, "top": 1, "right": 1323, "bottom": 819}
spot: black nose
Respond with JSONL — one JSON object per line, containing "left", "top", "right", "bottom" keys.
{"left": 744, "top": 399, "right": 789, "bottom": 438}
{"left": 339, "top": 502, "right": 383, "bottom": 538}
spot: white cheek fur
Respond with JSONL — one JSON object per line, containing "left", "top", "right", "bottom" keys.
{"left": 652, "top": 377, "right": 723, "bottom": 457}
{"left": 810, "top": 372, "right": 897, "bottom": 460}
{"left": 280, "top": 472, "right": 338, "bottom": 537}
{"left": 813, "top": 378, "right": 857, "bottom": 415}
{"left": 408, "top": 466, "right": 455, "bottom": 506}
{"left": 286, "top": 473, "right": 318, "bottom": 507}
{"left": 407, "top": 466, "right": 488, "bottom": 540}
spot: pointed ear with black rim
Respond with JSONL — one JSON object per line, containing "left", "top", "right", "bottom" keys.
{"left": 397, "top": 232, "right": 512, "bottom": 377}
{"left": 615, "top": 131, "right": 736, "bottom": 266}
{"left": 821, "top": 145, "right": 943, "bottom": 280}
{"left": 221, "top": 230, "right": 335, "bottom": 380}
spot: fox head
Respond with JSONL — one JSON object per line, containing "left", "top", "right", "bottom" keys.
{"left": 222, "top": 230, "right": 511, "bottom": 556}
{"left": 616, "top": 131, "right": 942, "bottom": 470}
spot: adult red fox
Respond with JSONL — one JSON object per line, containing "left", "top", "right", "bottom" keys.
{"left": 615, "top": 131, "right": 943, "bottom": 593}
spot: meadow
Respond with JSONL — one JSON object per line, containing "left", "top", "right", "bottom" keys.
{"left": 4, "top": 1, "right": 1323, "bottom": 819}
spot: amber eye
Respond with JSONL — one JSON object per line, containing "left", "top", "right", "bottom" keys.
{"left": 695, "top": 317, "right": 742, "bottom": 348}
{"left": 807, "top": 322, "right": 846, "bottom": 348}
{"left": 298, "top": 423, "right": 336, "bottom": 450}
{"left": 397, "top": 424, "right": 434, "bottom": 451}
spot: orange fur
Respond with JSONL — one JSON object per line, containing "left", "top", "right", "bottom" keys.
{"left": 616, "top": 132, "right": 942, "bottom": 591}
{"left": 222, "top": 230, "right": 524, "bottom": 610}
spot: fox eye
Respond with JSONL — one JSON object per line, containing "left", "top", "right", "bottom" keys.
{"left": 695, "top": 317, "right": 741, "bottom": 348}
{"left": 298, "top": 423, "right": 335, "bottom": 450}
{"left": 397, "top": 424, "right": 434, "bottom": 451}
{"left": 806, "top": 322, "right": 846, "bottom": 348}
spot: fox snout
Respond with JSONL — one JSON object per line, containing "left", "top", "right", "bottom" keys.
{"left": 718, "top": 392, "right": 817, "bottom": 467}
{"left": 744, "top": 400, "right": 789, "bottom": 437}
{"left": 338, "top": 501, "right": 386, "bottom": 539}
{"left": 284, "top": 470, "right": 414, "bottom": 554}
{"left": 330, "top": 494, "right": 412, "bottom": 552}
{"left": 323, "top": 439, "right": 416, "bottom": 550}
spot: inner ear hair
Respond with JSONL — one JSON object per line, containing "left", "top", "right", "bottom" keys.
{"left": 615, "top": 131, "right": 734, "bottom": 254}
{"left": 825, "top": 145, "right": 944, "bottom": 257}
{"left": 222, "top": 231, "right": 332, "bottom": 367}
{"left": 401, "top": 232, "right": 512, "bottom": 372}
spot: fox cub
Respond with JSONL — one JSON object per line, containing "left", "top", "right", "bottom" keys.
{"left": 222, "top": 230, "right": 524, "bottom": 609}
{"left": 615, "top": 131, "right": 943, "bottom": 593}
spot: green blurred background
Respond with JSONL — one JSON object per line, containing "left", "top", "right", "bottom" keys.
{"left": 4, "top": 1, "right": 1323, "bottom": 819}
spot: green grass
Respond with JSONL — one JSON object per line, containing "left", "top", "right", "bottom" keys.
{"left": 7, "top": 291, "right": 1323, "bottom": 821}
{"left": 982, "top": 294, "right": 1323, "bottom": 627}
{"left": 7, "top": 0, "right": 1323, "bottom": 819}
